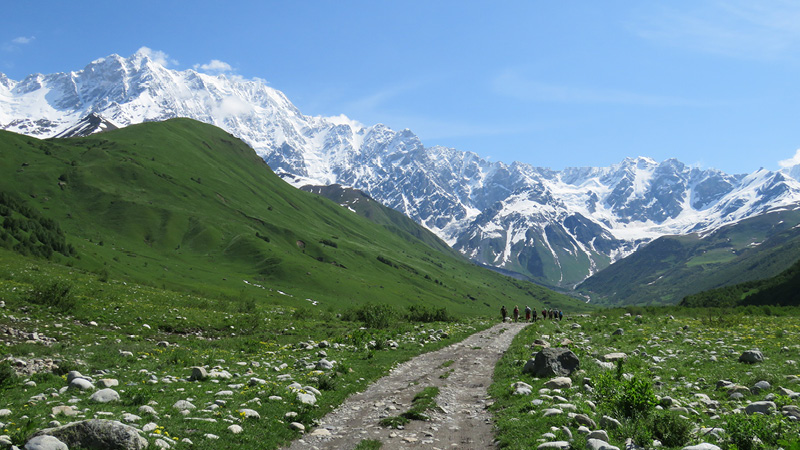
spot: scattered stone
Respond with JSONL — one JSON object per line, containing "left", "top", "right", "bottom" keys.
{"left": 296, "top": 392, "right": 316, "bottom": 406}
{"left": 138, "top": 405, "right": 157, "bottom": 416}
{"left": 24, "top": 435, "right": 68, "bottom": 450}
{"left": 89, "top": 388, "right": 120, "bottom": 403}
{"left": 573, "top": 413, "right": 596, "bottom": 428}
{"left": 544, "top": 377, "right": 572, "bottom": 390}
{"left": 172, "top": 400, "right": 196, "bottom": 411}
{"left": 587, "top": 430, "right": 609, "bottom": 442}
{"left": 121, "top": 413, "right": 141, "bottom": 423}
{"left": 238, "top": 408, "right": 260, "bottom": 419}
{"left": 600, "top": 415, "right": 621, "bottom": 429}
{"left": 68, "top": 378, "right": 94, "bottom": 391}
{"left": 97, "top": 379, "right": 119, "bottom": 388}
{"left": 612, "top": 328, "right": 624, "bottom": 336}
{"left": 51, "top": 406, "right": 77, "bottom": 417}
{"left": 523, "top": 347, "right": 580, "bottom": 377}
{"left": 189, "top": 367, "right": 208, "bottom": 381}
{"left": 739, "top": 349, "right": 763, "bottom": 364}
{"left": 745, "top": 401, "right": 776, "bottom": 415}
{"left": 587, "top": 438, "right": 620, "bottom": 450}
{"left": 682, "top": 444, "right": 722, "bottom": 450}
{"left": 153, "top": 438, "right": 171, "bottom": 449}
{"left": 289, "top": 422, "right": 305, "bottom": 432}
{"left": 511, "top": 381, "right": 533, "bottom": 395}
{"left": 0, "top": 409, "right": 11, "bottom": 417}
{"left": 536, "top": 441, "right": 570, "bottom": 449}
{"left": 30, "top": 419, "right": 148, "bottom": 450}
{"left": 751, "top": 380, "right": 770, "bottom": 394}
{"left": 204, "top": 433, "right": 219, "bottom": 440}
{"left": 602, "top": 352, "right": 627, "bottom": 362}
{"left": 542, "top": 408, "right": 563, "bottom": 417}
{"left": 309, "top": 428, "right": 331, "bottom": 437}
{"left": 227, "top": 425, "right": 243, "bottom": 434}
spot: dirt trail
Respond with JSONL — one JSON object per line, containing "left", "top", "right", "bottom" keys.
{"left": 285, "top": 321, "right": 528, "bottom": 450}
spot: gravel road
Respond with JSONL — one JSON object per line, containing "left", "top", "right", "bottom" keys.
{"left": 285, "top": 321, "right": 529, "bottom": 450}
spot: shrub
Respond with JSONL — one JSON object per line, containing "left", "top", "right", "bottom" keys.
{"left": 725, "top": 413, "right": 790, "bottom": 450}
{"left": 27, "top": 279, "right": 77, "bottom": 311}
{"left": 406, "top": 305, "right": 453, "bottom": 323}
{"left": 345, "top": 303, "right": 397, "bottom": 329}
{"left": 0, "top": 360, "right": 17, "bottom": 391}
{"left": 651, "top": 410, "right": 692, "bottom": 447}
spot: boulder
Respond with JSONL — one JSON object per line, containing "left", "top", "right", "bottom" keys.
{"left": 544, "top": 377, "right": 572, "bottom": 390}
{"left": 682, "top": 444, "right": 722, "bottom": 450}
{"left": 25, "top": 435, "right": 68, "bottom": 450}
{"left": 536, "top": 442, "right": 570, "bottom": 449}
{"left": 745, "top": 401, "right": 775, "bottom": 415}
{"left": 29, "top": 419, "right": 147, "bottom": 450}
{"left": 739, "top": 349, "right": 763, "bottom": 364}
{"left": 89, "top": 388, "right": 120, "bottom": 403}
{"left": 523, "top": 347, "right": 580, "bottom": 377}
{"left": 511, "top": 381, "right": 533, "bottom": 395}
{"left": 587, "top": 439, "right": 620, "bottom": 450}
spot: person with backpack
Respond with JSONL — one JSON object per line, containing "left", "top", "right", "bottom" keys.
{"left": 513, "top": 306, "right": 520, "bottom": 323}
{"left": 501, "top": 305, "right": 507, "bottom": 322}
{"left": 524, "top": 305, "right": 532, "bottom": 322}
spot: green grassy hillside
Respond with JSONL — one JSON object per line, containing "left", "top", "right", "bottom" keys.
{"left": 0, "top": 119, "right": 587, "bottom": 315}
{"left": 577, "top": 207, "right": 800, "bottom": 305}
{"left": 681, "top": 256, "right": 800, "bottom": 307}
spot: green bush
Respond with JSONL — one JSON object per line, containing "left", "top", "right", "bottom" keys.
{"left": 0, "top": 360, "right": 17, "bottom": 391}
{"left": 345, "top": 303, "right": 397, "bottom": 329}
{"left": 593, "top": 364, "right": 657, "bottom": 419}
{"left": 27, "top": 279, "right": 77, "bottom": 312}
{"left": 651, "top": 410, "right": 692, "bottom": 447}
{"left": 724, "top": 413, "right": 790, "bottom": 450}
{"left": 407, "top": 304, "right": 453, "bottom": 323}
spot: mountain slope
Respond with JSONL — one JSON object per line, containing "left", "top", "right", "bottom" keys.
{"left": 577, "top": 205, "right": 800, "bottom": 305}
{"left": 0, "top": 119, "right": 587, "bottom": 314}
{"left": 680, "top": 257, "right": 800, "bottom": 308}
{"left": 3, "top": 50, "right": 800, "bottom": 288}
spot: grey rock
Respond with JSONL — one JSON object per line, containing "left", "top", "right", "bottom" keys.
{"left": 587, "top": 438, "right": 620, "bottom": 450}
{"left": 189, "top": 367, "right": 207, "bottom": 381}
{"left": 544, "top": 377, "right": 572, "bottom": 390}
{"left": 599, "top": 415, "right": 621, "bottom": 429}
{"left": 536, "top": 442, "right": 570, "bottom": 449}
{"left": 238, "top": 408, "right": 260, "bottom": 419}
{"left": 745, "top": 401, "right": 775, "bottom": 415}
{"left": 98, "top": 379, "right": 119, "bottom": 388}
{"left": 89, "top": 388, "right": 119, "bottom": 403}
{"left": 68, "top": 378, "right": 94, "bottom": 391}
{"left": 587, "top": 430, "right": 609, "bottom": 442}
{"left": 612, "top": 328, "right": 624, "bottom": 335}
{"left": 289, "top": 422, "right": 305, "bottom": 432}
{"left": 172, "top": 400, "right": 196, "bottom": 411}
{"left": 602, "top": 352, "right": 627, "bottom": 362}
{"left": 511, "top": 381, "right": 533, "bottom": 395}
{"left": 24, "top": 435, "right": 68, "bottom": 450}
{"left": 30, "top": 419, "right": 147, "bottom": 450}
{"left": 739, "top": 349, "right": 763, "bottom": 364}
{"left": 573, "top": 413, "right": 596, "bottom": 428}
{"left": 523, "top": 347, "right": 580, "bottom": 377}
{"left": 681, "top": 444, "right": 722, "bottom": 450}
{"left": 227, "top": 425, "right": 243, "bottom": 434}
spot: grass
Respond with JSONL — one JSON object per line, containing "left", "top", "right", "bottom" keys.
{"left": 488, "top": 307, "right": 800, "bottom": 449}
{"left": 0, "top": 249, "right": 491, "bottom": 449}
{"left": 379, "top": 386, "right": 442, "bottom": 428}
{"left": 0, "top": 120, "right": 589, "bottom": 317}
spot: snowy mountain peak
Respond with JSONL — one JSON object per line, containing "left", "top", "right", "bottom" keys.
{"left": 2, "top": 51, "right": 800, "bottom": 288}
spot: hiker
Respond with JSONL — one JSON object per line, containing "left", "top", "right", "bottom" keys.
{"left": 513, "top": 305, "right": 520, "bottom": 322}
{"left": 542, "top": 309, "right": 547, "bottom": 320}
{"left": 525, "top": 305, "right": 532, "bottom": 322}
{"left": 501, "top": 305, "right": 507, "bottom": 322}
{"left": 558, "top": 310, "right": 563, "bottom": 321}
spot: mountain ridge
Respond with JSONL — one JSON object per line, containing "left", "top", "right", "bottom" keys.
{"left": 3, "top": 50, "right": 800, "bottom": 288}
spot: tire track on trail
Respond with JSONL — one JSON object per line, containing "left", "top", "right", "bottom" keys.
{"left": 285, "top": 321, "right": 529, "bottom": 450}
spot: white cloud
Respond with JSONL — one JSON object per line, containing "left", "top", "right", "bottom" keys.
{"left": 779, "top": 149, "right": 800, "bottom": 168}
{"left": 11, "top": 36, "right": 35, "bottom": 45}
{"left": 193, "top": 59, "right": 234, "bottom": 74}
{"left": 135, "top": 46, "right": 178, "bottom": 67}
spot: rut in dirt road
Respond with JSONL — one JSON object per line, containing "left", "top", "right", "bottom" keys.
{"left": 285, "top": 321, "right": 529, "bottom": 450}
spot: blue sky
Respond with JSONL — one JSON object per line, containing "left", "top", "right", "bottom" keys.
{"left": 4, "top": 0, "right": 800, "bottom": 174}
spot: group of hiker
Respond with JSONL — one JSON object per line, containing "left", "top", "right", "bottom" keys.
{"left": 500, "top": 305, "right": 562, "bottom": 322}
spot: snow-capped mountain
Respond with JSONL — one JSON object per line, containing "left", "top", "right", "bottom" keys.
{"left": 3, "top": 50, "right": 800, "bottom": 288}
